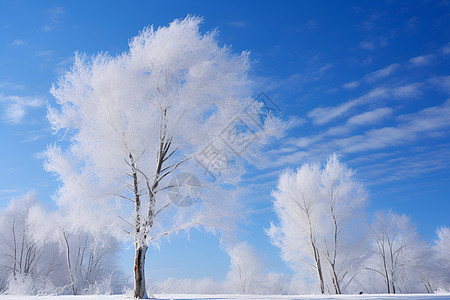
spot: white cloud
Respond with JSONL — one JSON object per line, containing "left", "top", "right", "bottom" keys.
{"left": 8, "top": 39, "right": 26, "bottom": 47}
{"left": 308, "top": 81, "right": 425, "bottom": 126}
{"left": 272, "top": 150, "right": 310, "bottom": 167}
{"left": 339, "top": 100, "right": 450, "bottom": 153}
{"left": 347, "top": 107, "right": 393, "bottom": 126}
{"left": 288, "top": 107, "right": 393, "bottom": 155}
{"left": 409, "top": 54, "right": 435, "bottom": 66}
{"left": 363, "top": 63, "right": 400, "bottom": 82}
{"left": 308, "top": 99, "right": 360, "bottom": 126}
{"left": 0, "top": 94, "right": 45, "bottom": 124}
{"left": 292, "top": 135, "right": 323, "bottom": 148}
{"left": 392, "top": 83, "right": 421, "bottom": 98}
{"left": 342, "top": 81, "right": 360, "bottom": 89}
{"left": 429, "top": 76, "right": 450, "bottom": 94}
{"left": 287, "top": 115, "right": 307, "bottom": 128}
{"left": 359, "top": 145, "right": 450, "bottom": 184}
{"left": 308, "top": 87, "right": 390, "bottom": 125}
{"left": 273, "top": 99, "right": 450, "bottom": 168}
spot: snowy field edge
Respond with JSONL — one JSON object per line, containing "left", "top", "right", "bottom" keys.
{"left": 1, "top": 293, "right": 450, "bottom": 300}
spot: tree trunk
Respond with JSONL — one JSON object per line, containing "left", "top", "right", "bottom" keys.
{"left": 315, "top": 250, "right": 325, "bottom": 294}
{"left": 331, "top": 269, "right": 341, "bottom": 294}
{"left": 63, "top": 232, "right": 77, "bottom": 295}
{"left": 134, "top": 244, "right": 148, "bottom": 299}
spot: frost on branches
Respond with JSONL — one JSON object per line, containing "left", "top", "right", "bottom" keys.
{"left": 266, "top": 154, "right": 367, "bottom": 294}
{"left": 45, "top": 16, "right": 284, "bottom": 298}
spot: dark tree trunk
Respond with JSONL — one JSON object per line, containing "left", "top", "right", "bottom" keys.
{"left": 134, "top": 244, "right": 148, "bottom": 298}
{"left": 331, "top": 270, "right": 341, "bottom": 294}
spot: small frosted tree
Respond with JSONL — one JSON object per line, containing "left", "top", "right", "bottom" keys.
{"left": 263, "top": 272, "right": 291, "bottom": 295}
{"left": 45, "top": 16, "right": 284, "bottom": 298}
{"left": 0, "top": 192, "right": 45, "bottom": 286}
{"left": 226, "top": 242, "right": 267, "bottom": 294}
{"left": 365, "top": 210, "right": 424, "bottom": 294}
{"left": 434, "top": 226, "right": 450, "bottom": 265}
{"left": 0, "top": 192, "right": 62, "bottom": 295}
{"left": 431, "top": 226, "right": 450, "bottom": 291}
{"left": 266, "top": 154, "right": 367, "bottom": 294}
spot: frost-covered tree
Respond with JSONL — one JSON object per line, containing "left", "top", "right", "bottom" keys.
{"left": 27, "top": 198, "right": 129, "bottom": 295}
{"left": 365, "top": 210, "right": 425, "bottom": 294}
{"left": 418, "top": 226, "right": 450, "bottom": 293}
{"left": 45, "top": 16, "right": 284, "bottom": 298}
{"left": 266, "top": 154, "right": 367, "bottom": 294}
{"left": 434, "top": 226, "right": 450, "bottom": 266}
{"left": 266, "top": 162, "right": 326, "bottom": 293}
{"left": 0, "top": 192, "right": 47, "bottom": 292}
{"left": 263, "top": 272, "right": 291, "bottom": 295}
{"left": 320, "top": 154, "right": 367, "bottom": 293}
{"left": 433, "top": 226, "right": 450, "bottom": 291}
{"left": 0, "top": 192, "right": 125, "bottom": 295}
{"left": 226, "top": 242, "right": 267, "bottom": 294}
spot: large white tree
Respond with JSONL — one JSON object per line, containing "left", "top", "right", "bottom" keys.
{"left": 266, "top": 154, "right": 367, "bottom": 294}
{"left": 45, "top": 16, "right": 284, "bottom": 298}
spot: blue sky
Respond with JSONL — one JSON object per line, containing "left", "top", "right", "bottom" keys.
{"left": 0, "top": 1, "right": 449, "bottom": 282}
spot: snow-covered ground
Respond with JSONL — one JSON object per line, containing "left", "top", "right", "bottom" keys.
{"left": 1, "top": 294, "right": 450, "bottom": 300}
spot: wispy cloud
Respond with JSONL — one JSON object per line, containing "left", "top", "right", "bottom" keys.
{"left": 290, "top": 107, "right": 393, "bottom": 150}
{"left": 342, "top": 81, "right": 360, "bottom": 89}
{"left": 338, "top": 99, "right": 450, "bottom": 153}
{"left": 359, "top": 145, "right": 450, "bottom": 184}
{"left": 359, "top": 36, "right": 389, "bottom": 51}
{"left": 392, "top": 83, "right": 422, "bottom": 98}
{"left": 292, "top": 20, "right": 317, "bottom": 32}
{"left": 308, "top": 86, "right": 391, "bottom": 125}
{"left": 0, "top": 80, "right": 24, "bottom": 90}
{"left": 341, "top": 46, "right": 448, "bottom": 92}
{"left": 54, "top": 57, "right": 74, "bottom": 75}
{"left": 409, "top": 54, "right": 435, "bottom": 66}
{"left": 272, "top": 94, "right": 450, "bottom": 168}
{"left": 429, "top": 75, "right": 450, "bottom": 94}
{"left": 36, "top": 50, "right": 55, "bottom": 57}
{"left": 42, "top": 5, "right": 65, "bottom": 32}
{"left": 357, "top": 12, "right": 384, "bottom": 32}
{"left": 442, "top": 42, "right": 450, "bottom": 55}
{"left": 20, "top": 127, "right": 52, "bottom": 143}
{"left": 287, "top": 115, "right": 307, "bottom": 128}
{"left": 0, "top": 189, "right": 18, "bottom": 194}
{"left": 228, "top": 21, "right": 247, "bottom": 29}
{"left": 347, "top": 107, "right": 393, "bottom": 126}
{"left": 0, "top": 94, "right": 45, "bottom": 124}
{"left": 8, "top": 39, "right": 26, "bottom": 47}
{"left": 363, "top": 63, "right": 400, "bottom": 82}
